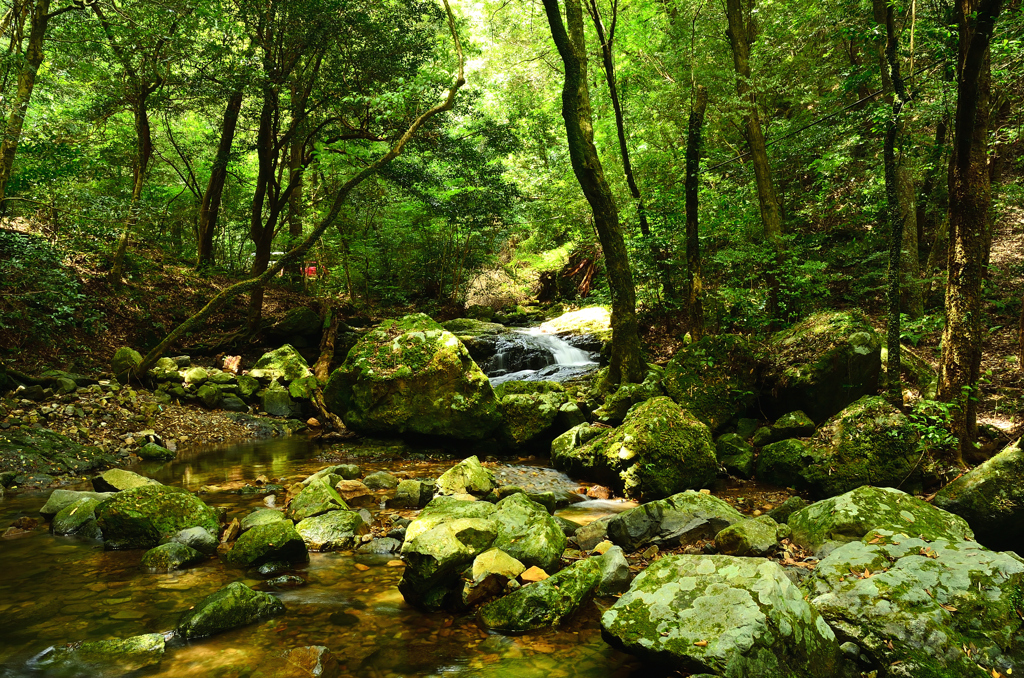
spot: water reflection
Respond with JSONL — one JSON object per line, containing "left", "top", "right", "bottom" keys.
{"left": 0, "top": 436, "right": 642, "bottom": 678}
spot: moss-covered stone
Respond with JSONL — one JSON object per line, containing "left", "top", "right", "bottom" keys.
{"left": 196, "top": 383, "right": 222, "bottom": 409}
{"left": 249, "top": 344, "right": 314, "bottom": 383}
{"left": 758, "top": 397, "right": 921, "bottom": 499}
{"left": 225, "top": 521, "right": 308, "bottom": 567}
{"left": 593, "top": 370, "right": 665, "bottom": 426}
{"left": 496, "top": 383, "right": 568, "bottom": 449}
{"left": 40, "top": 489, "right": 113, "bottom": 517}
{"left": 92, "top": 468, "right": 162, "bottom": 492}
{"left": 391, "top": 479, "right": 434, "bottom": 508}
{"left": 52, "top": 496, "right": 103, "bottom": 538}
{"left": 435, "top": 455, "right": 495, "bottom": 497}
{"left": 323, "top": 314, "right": 501, "bottom": 441}
{"left": 237, "top": 374, "right": 259, "bottom": 400}
{"left": 552, "top": 397, "right": 717, "bottom": 501}
{"left": 933, "top": 437, "right": 1024, "bottom": 552}
{"left": 267, "top": 306, "right": 322, "bottom": 338}
{"left": 607, "top": 491, "right": 745, "bottom": 552}
{"left": 1, "top": 429, "right": 116, "bottom": 482}
{"left": 141, "top": 542, "right": 204, "bottom": 570}
{"left": 661, "top": 335, "right": 765, "bottom": 434}
{"left": 765, "top": 310, "right": 881, "bottom": 423}
{"left": 111, "top": 347, "right": 143, "bottom": 384}
{"left": 716, "top": 433, "right": 755, "bottom": 479}
{"left": 95, "top": 485, "right": 219, "bottom": 550}
{"left": 285, "top": 477, "right": 349, "bottom": 521}
{"left": 295, "top": 510, "right": 369, "bottom": 551}
{"left": 771, "top": 410, "right": 816, "bottom": 439}
{"left": 183, "top": 366, "right": 208, "bottom": 386}
{"left": 491, "top": 493, "right": 567, "bottom": 571}
{"left": 788, "top": 485, "right": 974, "bottom": 554}
{"left": 38, "top": 633, "right": 165, "bottom": 674}
{"left": 240, "top": 508, "right": 288, "bottom": 532}
{"left": 601, "top": 555, "right": 846, "bottom": 677}
{"left": 802, "top": 533, "right": 1024, "bottom": 677}
{"left": 714, "top": 515, "right": 780, "bottom": 557}
{"left": 176, "top": 581, "right": 285, "bottom": 640}
{"left": 138, "top": 442, "right": 175, "bottom": 461}
{"left": 478, "top": 557, "right": 603, "bottom": 631}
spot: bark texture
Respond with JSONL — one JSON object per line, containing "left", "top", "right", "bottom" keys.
{"left": 196, "top": 90, "right": 243, "bottom": 269}
{"left": 685, "top": 85, "right": 708, "bottom": 340}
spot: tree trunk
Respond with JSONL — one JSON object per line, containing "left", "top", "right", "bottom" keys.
{"left": 0, "top": 0, "right": 50, "bottom": 211}
{"left": 313, "top": 306, "right": 337, "bottom": 382}
{"left": 685, "top": 85, "right": 708, "bottom": 340}
{"left": 245, "top": 81, "right": 282, "bottom": 334}
{"left": 542, "top": 0, "right": 645, "bottom": 385}
{"left": 196, "top": 89, "right": 243, "bottom": 269}
{"left": 938, "top": 0, "right": 1004, "bottom": 464}
{"left": 917, "top": 120, "right": 948, "bottom": 254}
{"left": 287, "top": 135, "right": 304, "bottom": 283}
{"left": 109, "top": 98, "right": 154, "bottom": 284}
{"left": 725, "top": 0, "right": 782, "bottom": 244}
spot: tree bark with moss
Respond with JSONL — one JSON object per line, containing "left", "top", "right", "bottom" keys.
{"left": 541, "top": 0, "right": 645, "bottom": 385}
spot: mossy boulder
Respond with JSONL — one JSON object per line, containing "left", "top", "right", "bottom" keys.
{"left": 758, "top": 397, "right": 921, "bottom": 499}
{"left": 92, "top": 468, "right": 162, "bottom": 492}
{"left": 661, "top": 334, "right": 765, "bottom": 434}
{"left": 765, "top": 310, "right": 882, "bottom": 423}
{"left": 52, "top": 496, "right": 103, "bottom": 538}
{"left": 398, "top": 497, "right": 499, "bottom": 610}
{"left": 491, "top": 492, "right": 567, "bottom": 571}
{"left": 391, "top": 479, "right": 435, "bottom": 509}
{"left": 285, "top": 477, "right": 349, "bottom": 522}
{"left": 95, "top": 485, "right": 220, "bottom": 550}
{"left": 261, "top": 382, "right": 297, "bottom": 417}
{"left": 225, "top": 521, "right": 308, "bottom": 567}
{"left": 440, "top": 318, "right": 509, "bottom": 363}
{"left": 138, "top": 442, "right": 175, "bottom": 461}
{"left": 149, "top": 357, "right": 180, "bottom": 382}
{"left": 240, "top": 508, "right": 288, "bottom": 532}
{"left": 435, "top": 455, "right": 495, "bottom": 497}
{"left": 933, "top": 437, "right": 1024, "bottom": 553}
{"left": 295, "top": 510, "right": 369, "bottom": 551}
{"left": 601, "top": 555, "right": 847, "bottom": 677}
{"left": 478, "top": 557, "right": 604, "bottom": 632}
{"left": 1, "top": 428, "right": 116, "bottom": 481}
{"left": 714, "top": 515, "right": 781, "bottom": 557}
{"left": 592, "top": 369, "right": 665, "bottom": 426}
{"left": 788, "top": 486, "right": 974, "bottom": 554}
{"left": 552, "top": 397, "right": 717, "bottom": 501}
{"left": 141, "top": 542, "right": 204, "bottom": 570}
{"left": 249, "top": 344, "right": 314, "bottom": 384}
{"left": 323, "top": 314, "right": 501, "bottom": 441}
{"left": 606, "top": 491, "right": 745, "bottom": 552}
{"left": 37, "top": 633, "right": 165, "bottom": 674}
{"left": 170, "top": 526, "right": 218, "bottom": 555}
{"left": 111, "top": 347, "right": 143, "bottom": 384}
{"left": 540, "top": 306, "right": 612, "bottom": 342}
{"left": 803, "top": 533, "right": 1024, "bottom": 677}
{"left": 40, "top": 489, "right": 113, "bottom": 517}
{"left": 716, "top": 433, "right": 755, "bottom": 479}
{"left": 495, "top": 381, "right": 568, "bottom": 449}
{"left": 176, "top": 582, "right": 285, "bottom": 640}
{"left": 267, "top": 306, "right": 322, "bottom": 340}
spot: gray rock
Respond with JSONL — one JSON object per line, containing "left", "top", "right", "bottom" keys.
{"left": 357, "top": 537, "right": 402, "bottom": 554}
{"left": 596, "top": 545, "right": 631, "bottom": 595}
{"left": 390, "top": 479, "right": 434, "bottom": 509}
{"left": 602, "top": 555, "right": 847, "bottom": 677}
{"left": 553, "top": 515, "right": 582, "bottom": 538}
{"left": 40, "top": 489, "right": 113, "bottom": 517}
{"left": 606, "top": 490, "right": 745, "bottom": 552}
{"left": 171, "top": 526, "right": 218, "bottom": 555}
{"left": 262, "top": 383, "right": 296, "bottom": 417}
{"left": 574, "top": 516, "right": 613, "bottom": 550}
{"left": 363, "top": 471, "right": 399, "bottom": 490}
{"left": 141, "top": 542, "right": 204, "bottom": 570}
{"left": 176, "top": 582, "right": 285, "bottom": 640}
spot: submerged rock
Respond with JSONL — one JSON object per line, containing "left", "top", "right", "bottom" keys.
{"left": 323, "top": 314, "right": 501, "bottom": 440}
{"left": 176, "top": 581, "right": 285, "bottom": 640}
{"left": 141, "top": 542, "right": 204, "bottom": 570}
{"left": 606, "top": 491, "right": 744, "bottom": 552}
{"left": 170, "top": 526, "right": 219, "bottom": 555}
{"left": 601, "top": 555, "right": 847, "bottom": 677}
{"left": 38, "top": 633, "right": 165, "bottom": 674}
{"left": 95, "top": 485, "right": 219, "bottom": 550}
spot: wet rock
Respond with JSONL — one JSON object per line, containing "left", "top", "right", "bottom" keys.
{"left": 602, "top": 555, "right": 847, "bottom": 677}
{"left": 334, "top": 479, "right": 374, "bottom": 506}
{"left": 262, "top": 382, "right": 297, "bottom": 418}
{"left": 52, "top": 496, "right": 103, "bottom": 539}
{"left": 803, "top": 533, "right": 1024, "bottom": 677}
{"left": 357, "top": 537, "right": 402, "bottom": 554}
{"left": 257, "top": 561, "right": 291, "bottom": 577}
{"left": 111, "top": 347, "right": 143, "bottom": 384}
{"left": 764, "top": 310, "right": 881, "bottom": 423}
{"left": 552, "top": 397, "right": 717, "bottom": 501}
{"left": 296, "top": 510, "right": 369, "bottom": 551}
{"left": 177, "top": 581, "right": 285, "bottom": 640}
{"left": 323, "top": 314, "right": 501, "bottom": 441}
{"left": 171, "top": 526, "right": 219, "bottom": 555}
{"left": 491, "top": 492, "right": 567, "bottom": 571}
{"left": 2, "top": 429, "right": 117, "bottom": 483}
{"left": 96, "top": 485, "right": 220, "bottom": 550}
{"left": 495, "top": 381, "right": 569, "bottom": 449}
{"left": 553, "top": 515, "right": 582, "bottom": 538}
{"left": 478, "top": 557, "right": 603, "bottom": 631}
{"left": 788, "top": 485, "right": 974, "bottom": 555}
{"left": 141, "top": 542, "right": 204, "bottom": 570}
{"left": 715, "top": 433, "right": 755, "bottom": 479}
{"left": 265, "top": 575, "right": 306, "bottom": 589}
{"left": 462, "top": 547, "right": 525, "bottom": 606}
{"left": 240, "top": 508, "right": 288, "bottom": 532}
{"left": 225, "top": 521, "right": 309, "bottom": 567}
{"left": 286, "top": 477, "right": 349, "bottom": 522}
{"left": 362, "top": 471, "right": 398, "bottom": 490}
{"left": 766, "top": 496, "right": 807, "bottom": 524}
{"left": 92, "top": 468, "right": 162, "bottom": 493}
{"left": 39, "top": 489, "right": 113, "bottom": 517}
{"left": 38, "top": 633, "right": 165, "bottom": 674}
{"left": 574, "top": 516, "right": 613, "bottom": 551}
{"left": 390, "top": 479, "right": 434, "bottom": 509}
{"left": 715, "top": 515, "right": 781, "bottom": 557}
{"left": 933, "top": 437, "right": 1024, "bottom": 552}
{"left": 302, "top": 464, "right": 360, "bottom": 485}
{"left": 249, "top": 344, "right": 314, "bottom": 384}
{"left": 435, "top": 455, "right": 495, "bottom": 497}
{"left": 597, "top": 546, "right": 631, "bottom": 595}
{"left": 138, "top": 442, "right": 175, "bottom": 461}
{"left": 284, "top": 645, "right": 339, "bottom": 678}
{"left": 592, "top": 370, "right": 664, "bottom": 426}
{"left": 607, "top": 491, "right": 744, "bottom": 553}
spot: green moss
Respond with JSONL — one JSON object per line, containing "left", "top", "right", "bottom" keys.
{"left": 95, "top": 485, "right": 220, "bottom": 550}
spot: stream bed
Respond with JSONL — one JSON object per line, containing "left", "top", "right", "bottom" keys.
{"left": 0, "top": 436, "right": 652, "bottom": 678}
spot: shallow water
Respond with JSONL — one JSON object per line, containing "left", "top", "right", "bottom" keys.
{"left": 0, "top": 437, "right": 646, "bottom": 678}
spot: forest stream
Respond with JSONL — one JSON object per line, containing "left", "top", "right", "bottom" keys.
{"left": 0, "top": 435, "right": 654, "bottom": 678}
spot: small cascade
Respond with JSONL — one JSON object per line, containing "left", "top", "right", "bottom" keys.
{"left": 485, "top": 328, "right": 598, "bottom": 385}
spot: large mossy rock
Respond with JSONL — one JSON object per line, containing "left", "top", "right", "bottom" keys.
{"left": 491, "top": 492, "right": 567, "bottom": 571}
{"left": 661, "top": 334, "right": 765, "bottom": 434}
{"left": 601, "top": 555, "right": 847, "bottom": 677}
{"left": 399, "top": 498, "right": 499, "bottom": 610}
{"left": 225, "top": 521, "right": 308, "bottom": 567}
{"left": 295, "top": 510, "right": 369, "bottom": 551}
{"left": 92, "top": 468, "right": 162, "bottom": 492}
{"left": 111, "top": 347, "right": 143, "bottom": 384}
{"left": 714, "top": 515, "right": 781, "bottom": 557}
{"left": 552, "top": 397, "right": 717, "bottom": 501}
{"left": 52, "top": 496, "right": 103, "bottom": 538}
{"left": 764, "top": 310, "right": 881, "bottom": 423}
{"left": 478, "top": 557, "right": 603, "bottom": 632}
{"left": 787, "top": 485, "right": 974, "bottom": 554}
{"left": 95, "top": 485, "right": 220, "bottom": 550}
{"left": 285, "top": 477, "right": 349, "bottom": 522}
{"left": 176, "top": 582, "right": 285, "bottom": 640}
{"left": 757, "top": 396, "right": 920, "bottom": 499}
{"left": 1, "top": 429, "right": 116, "bottom": 481}
{"left": 435, "top": 455, "right": 495, "bottom": 497}
{"left": 933, "top": 437, "right": 1024, "bottom": 552}
{"left": 494, "top": 381, "right": 568, "bottom": 449}
{"left": 440, "top": 318, "right": 509, "bottom": 364}
{"left": 40, "top": 489, "right": 113, "bottom": 517}
{"left": 248, "top": 344, "right": 314, "bottom": 384}
{"left": 606, "top": 491, "right": 745, "bottom": 552}
{"left": 323, "top": 314, "right": 501, "bottom": 441}
{"left": 803, "top": 533, "right": 1024, "bottom": 677}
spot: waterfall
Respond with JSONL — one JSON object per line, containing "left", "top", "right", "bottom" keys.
{"left": 485, "top": 328, "right": 598, "bottom": 385}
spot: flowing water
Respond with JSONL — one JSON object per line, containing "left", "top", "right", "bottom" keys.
{"left": 0, "top": 437, "right": 648, "bottom": 678}
{"left": 486, "top": 329, "right": 598, "bottom": 386}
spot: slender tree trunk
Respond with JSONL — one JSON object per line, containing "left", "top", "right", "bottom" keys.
{"left": 917, "top": 120, "right": 948, "bottom": 253}
{"left": 685, "top": 85, "right": 708, "bottom": 340}
{"left": 109, "top": 98, "right": 154, "bottom": 283}
{"left": 314, "top": 306, "right": 337, "bottom": 382}
{"left": 287, "top": 135, "right": 304, "bottom": 283}
{"left": 881, "top": 2, "right": 911, "bottom": 406}
{"left": 938, "top": 0, "right": 1004, "bottom": 464}
{"left": 724, "top": 0, "right": 782, "bottom": 243}
{"left": 0, "top": 0, "right": 50, "bottom": 211}
{"left": 245, "top": 81, "right": 280, "bottom": 334}
{"left": 542, "top": 0, "right": 645, "bottom": 385}
{"left": 196, "top": 90, "right": 243, "bottom": 269}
